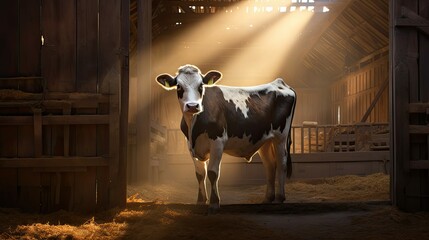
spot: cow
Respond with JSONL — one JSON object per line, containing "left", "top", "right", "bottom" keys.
{"left": 156, "top": 64, "right": 296, "bottom": 212}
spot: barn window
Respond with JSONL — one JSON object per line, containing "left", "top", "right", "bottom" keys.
{"left": 337, "top": 105, "right": 341, "bottom": 124}
{"left": 323, "top": 6, "right": 330, "bottom": 12}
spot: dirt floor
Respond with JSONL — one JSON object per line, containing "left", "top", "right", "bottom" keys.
{"left": 1, "top": 173, "right": 429, "bottom": 240}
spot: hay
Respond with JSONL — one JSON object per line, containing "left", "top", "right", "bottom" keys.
{"left": 287, "top": 173, "right": 389, "bottom": 202}
{"left": 0, "top": 173, "right": 393, "bottom": 240}
{"left": 128, "top": 173, "right": 390, "bottom": 204}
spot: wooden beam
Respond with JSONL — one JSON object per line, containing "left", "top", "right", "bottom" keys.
{"left": 0, "top": 157, "right": 108, "bottom": 168}
{"left": 136, "top": 0, "right": 152, "bottom": 183}
{"left": 289, "top": 0, "right": 355, "bottom": 81}
{"left": 0, "top": 115, "right": 109, "bottom": 125}
{"left": 165, "top": 151, "right": 390, "bottom": 165}
{"left": 44, "top": 115, "right": 109, "bottom": 125}
{"left": 395, "top": 7, "right": 429, "bottom": 36}
{"left": 409, "top": 103, "right": 429, "bottom": 113}
{"left": 360, "top": 76, "right": 389, "bottom": 122}
{"left": 409, "top": 125, "right": 429, "bottom": 134}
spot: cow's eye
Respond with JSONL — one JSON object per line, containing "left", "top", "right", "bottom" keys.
{"left": 198, "top": 85, "right": 203, "bottom": 93}
{"left": 177, "top": 85, "right": 183, "bottom": 90}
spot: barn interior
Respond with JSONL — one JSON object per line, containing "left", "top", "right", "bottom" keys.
{"left": 1, "top": 0, "right": 429, "bottom": 218}
{"left": 127, "top": 0, "right": 390, "bottom": 187}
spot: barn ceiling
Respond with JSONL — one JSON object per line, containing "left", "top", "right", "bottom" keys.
{"left": 130, "top": 0, "right": 389, "bottom": 88}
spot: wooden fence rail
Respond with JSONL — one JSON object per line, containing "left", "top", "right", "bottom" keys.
{"left": 165, "top": 123, "right": 390, "bottom": 155}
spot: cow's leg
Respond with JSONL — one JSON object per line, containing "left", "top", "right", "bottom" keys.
{"left": 273, "top": 139, "right": 287, "bottom": 203}
{"left": 193, "top": 158, "right": 208, "bottom": 205}
{"left": 207, "top": 141, "right": 224, "bottom": 212}
{"left": 258, "top": 141, "right": 276, "bottom": 203}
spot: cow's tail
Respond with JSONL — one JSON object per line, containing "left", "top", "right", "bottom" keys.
{"left": 286, "top": 87, "right": 297, "bottom": 179}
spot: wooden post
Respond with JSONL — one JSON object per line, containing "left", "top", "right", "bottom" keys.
{"left": 136, "top": 0, "right": 152, "bottom": 183}
{"left": 119, "top": 0, "right": 130, "bottom": 205}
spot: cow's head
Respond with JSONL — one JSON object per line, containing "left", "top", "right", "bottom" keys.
{"left": 156, "top": 65, "right": 222, "bottom": 115}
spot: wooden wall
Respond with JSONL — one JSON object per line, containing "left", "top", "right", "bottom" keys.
{"left": 331, "top": 55, "right": 389, "bottom": 124}
{"left": 0, "top": 0, "right": 129, "bottom": 213}
{"left": 293, "top": 88, "right": 330, "bottom": 125}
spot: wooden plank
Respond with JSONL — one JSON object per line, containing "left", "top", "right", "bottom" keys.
{"left": 292, "top": 151, "right": 389, "bottom": 163}
{"left": 119, "top": 0, "right": 130, "bottom": 205}
{"left": 409, "top": 160, "right": 429, "bottom": 169}
{"left": 33, "top": 109, "right": 43, "bottom": 157}
{"left": 60, "top": 172, "right": 74, "bottom": 211}
{"left": 136, "top": 0, "right": 153, "bottom": 183}
{"left": 0, "top": 1, "right": 18, "bottom": 77}
{"left": 0, "top": 126, "right": 17, "bottom": 157}
{"left": 41, "top": 0, "right": 76, "bottom": 92}
{"left": 19, "top": 0, "right": 41, "bottom": 90}
{"left": 73, "top": 167, "right": 96, "bottom": 212}
{"left": 44, "top": 115, "right": 109, "bottom": 125}
{"left": 33, "top": 167, "right": 87, "bottom": 172}
{"left": 74, "top": 109, "right": 97, "bottom": 212}
{"left": 166, "top": 151, "right": 390, "bottom": 165}
{"left": 18, "top": 169, "right": 41, "bottom": 212}
{"left": 63, "top": 105, "right": 71, "bottom": 157}
{"left": 409, "top": 103, "right": 429, "bottom": 113}
{"left": 395, "top": 7, "right": 429, "bottom": 36}
{"left": 0, "top": 157, "right": 108, "bottom": 168}
{"left": 44, "top": 92, "right": 109, "bottom": 101}
{"left": 360, "top": 76, "right": 389, "bottom": 122}
{"left": 51, "top": 125, "right": 64, "bottom": 156}
{"left": 100, "top": 0, "right": 123, "bottom": 208}
{"left": 0, "top": 169, "right": 18, "bottom": 207}
{"left": 40, "top": 172, "right": 54, "bottom": 213}
{"left": 0, "top": 116, "right": 32, "bottom": 125}
{"left": 96, "top": 118, "right": 110, "bottom": 210}
{"left": 0, "top": 115, "right": 110, "bottom": 126}
{"left": 420, "top": 0, "right": 429, "bottom": 210}
{"left": 0, "top": 100, "right": 103, "bottom": 109}
{"left": 409, "top": 125, "right": 429, "bottom": 134}
{"left": 392, "top": 0, "right": 421, "bottom": 212}
{"left": 75, "top": 110, "right": 97, "bottom": 157}
{"left": 18, "top": 125, "right": 34, "bottom": 157}
{"left": 76, "top": 0, "right": 98, "bottom": 92}
{"left": 96, "top": 166, "right": 110, "bottom": 211}
{"left": 420, "top": 4, "right": 429, "bottom": 103}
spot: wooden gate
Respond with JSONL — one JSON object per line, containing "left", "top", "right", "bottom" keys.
{"left": 391, "top": 0, "right": 429, "bottom": 211}
{"left": 0, "top": 0, "right": 129, "bottom": 212}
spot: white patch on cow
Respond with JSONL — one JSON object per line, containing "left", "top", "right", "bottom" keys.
{"left": 219, "top": 88, "right": 251, "bottom": 118}
{"left": 217, "top": 78, "right": 294, "bottom": 119}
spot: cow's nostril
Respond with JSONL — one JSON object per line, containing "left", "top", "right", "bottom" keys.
{"left": 186, "top": 103, "right": 198, "bottom": 109}
{"left": 186, "top": 103, "right": 200, "bottom": 113}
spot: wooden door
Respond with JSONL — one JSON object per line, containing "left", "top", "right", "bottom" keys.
{"left": 0, "top": 0, "right": 129, "bottom": 212}
{"left": 391, "top": 0, "right": 429, "bottom": 211}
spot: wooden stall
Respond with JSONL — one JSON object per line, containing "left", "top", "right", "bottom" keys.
{"left": 391, "top": 0, "right": 429, "bottom": 212}
{"left": 0, "top": 0, "right": 129, "bottom": 213}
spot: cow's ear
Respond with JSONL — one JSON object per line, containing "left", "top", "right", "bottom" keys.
{"left": 203, "top": 70, "right": 222, "bottom": 85}
{"left": 156, "top": 74, "right": 177, "bottom": 90}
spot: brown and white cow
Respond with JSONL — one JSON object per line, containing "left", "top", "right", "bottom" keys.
{"left": 156, "top": 64, "right": 296, "bottom": 212}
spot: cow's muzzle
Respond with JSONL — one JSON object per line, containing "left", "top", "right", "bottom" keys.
{"left": 185, "top": 103, "right": 200, "bottom": 114}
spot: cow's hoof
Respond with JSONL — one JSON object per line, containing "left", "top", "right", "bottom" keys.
{"left": 273, "top": 195, "right": 285, "bottom": 204}
{"left": 262, "top": 195, "right": 275, "bottom": 204}
{"left": 207, "top": 204, "right": 220, "bottom": 215}
{"left": 196, "top": 200, "right": 208, "bottom": 205}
